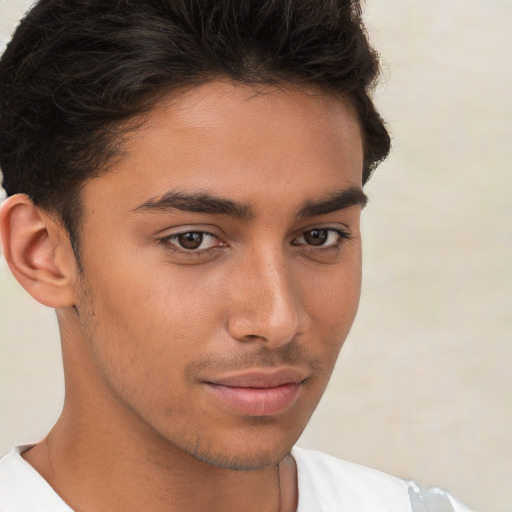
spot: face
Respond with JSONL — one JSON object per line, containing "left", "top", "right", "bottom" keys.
{"left": 71, "top": 80, "right": 364, "bottom": 470}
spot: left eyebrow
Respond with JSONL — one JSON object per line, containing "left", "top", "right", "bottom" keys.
{"left": 297, "top": 187, "right": 368, "bottom": 218}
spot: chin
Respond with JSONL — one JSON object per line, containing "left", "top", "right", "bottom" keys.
{"left": 182, "top": 428, "right": 297, "bottom": 471}
{"left": 191, "top": 446, "right": 291, "bottom": 472}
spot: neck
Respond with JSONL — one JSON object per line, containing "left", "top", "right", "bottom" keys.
{"left": 24, "top": 399, "right": 296, "bottom": 512}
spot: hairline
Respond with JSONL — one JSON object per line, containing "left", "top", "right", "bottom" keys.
{"left": 48, "top": 75, "right": 368, "bottom": 270}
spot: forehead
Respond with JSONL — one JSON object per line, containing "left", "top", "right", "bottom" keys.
{"left": 82, "top": 80, "right": 364, "bottom": 214}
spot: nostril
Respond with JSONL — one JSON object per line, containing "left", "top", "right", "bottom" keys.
{"left": 238, "top": 334, "right": 267, "bottom": 342}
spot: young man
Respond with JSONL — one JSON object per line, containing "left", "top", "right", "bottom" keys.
{"left": 0, "top": 1, "right": 471, "bottom": 511}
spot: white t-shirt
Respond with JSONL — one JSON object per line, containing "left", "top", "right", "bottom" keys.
{"left": 0, "top": 445, "right": 472, "bottom": 511}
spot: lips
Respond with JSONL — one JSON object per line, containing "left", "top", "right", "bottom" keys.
{"left": 204, "top": 368, "right": 307, "bottom": 417}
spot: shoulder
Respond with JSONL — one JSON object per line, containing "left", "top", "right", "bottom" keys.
{"left": 291, "top": 447, "right": 474, "bottom": 512}
{"left": 0, "top": 446, "right": 73, "bottom": 512}
{"left": 406, "top": 480, "right": 475, "bottom": 512}
{"left": 292, "top": 446, "right": 411, "bottom": 512}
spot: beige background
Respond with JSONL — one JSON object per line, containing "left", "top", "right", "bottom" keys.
{"left": 1, "top": 1, "right": 511, "bottom": 511}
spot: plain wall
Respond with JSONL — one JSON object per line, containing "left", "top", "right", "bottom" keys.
{"left": 1, "top": 1, "right": 511, "bottom": 511}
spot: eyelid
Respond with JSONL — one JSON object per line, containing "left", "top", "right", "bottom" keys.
{"left": 293, "top": 224, "right": 351, "bottom": 238}
{"left": 154, "top": 223, "right": 223, "bottom": 238}
{"left": 155, "top": 224, "right": 352, "bottom": 258}
{"left": 157, "top": 227, "right": 227, "bottom": 254}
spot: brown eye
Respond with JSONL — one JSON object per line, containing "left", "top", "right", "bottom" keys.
{"left": 303, "top": 229, "right": 328, "bottom": 246}
{"left": 159, "top": 230, "right": 223, "bottom": 254}
{"left": 292, "top": 228, "right": 350, "bottom": 250}
{"left": 177, "top": 232, "right": 204, "bottom": 249}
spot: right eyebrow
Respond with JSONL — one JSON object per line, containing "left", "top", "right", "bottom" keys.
{"left": 131, "top": 191, "right": 254, "bottom": 219}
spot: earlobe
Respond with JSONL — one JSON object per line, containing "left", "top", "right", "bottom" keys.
{"left": 0, "top": 194, "right": 77, "bottom": 308}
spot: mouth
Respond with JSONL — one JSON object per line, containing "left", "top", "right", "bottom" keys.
{"left": 204, "top": 368, "right": 308, "bottom": 417}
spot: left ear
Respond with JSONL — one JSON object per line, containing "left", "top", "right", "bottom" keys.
{"left": 0, "top": 194, "right": 78, "bottom": 308}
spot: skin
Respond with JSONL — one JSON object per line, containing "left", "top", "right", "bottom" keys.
{"left": 0, "top": 80, "right": 365, "bottom": 512}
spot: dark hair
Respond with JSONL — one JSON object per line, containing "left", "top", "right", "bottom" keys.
{"left": 0, "top": 0, "right": 390, "bottom": 254}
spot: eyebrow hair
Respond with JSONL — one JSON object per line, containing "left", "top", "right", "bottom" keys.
{"left": 132, "top": 186, "right": 367, "bottom": 219}
{"left": 297, "top": 187, "right": 368, "bottom": 218}
{"left": 132, "top": 191, "right": 253, "bottom": 219}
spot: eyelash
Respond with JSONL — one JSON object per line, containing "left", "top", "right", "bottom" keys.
{"left": 157, "top": 227, "right": 352, "bottom": 256}
{"left": 157, "top": 230, "right": 223, "bottom": 256}
{"left": 291, "top": 228, "right": 352, "bottom": 251}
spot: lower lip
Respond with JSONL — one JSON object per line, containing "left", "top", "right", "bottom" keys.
{"left": 205, "top": 382, "right": 302, "bottom": 416}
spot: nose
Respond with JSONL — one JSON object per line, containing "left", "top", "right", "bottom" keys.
{"left": 226, "top": 250, "right": 310, "bottom": 348}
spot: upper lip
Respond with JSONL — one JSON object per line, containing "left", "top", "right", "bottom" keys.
{"left": 204, "top": 367, "right": 309, "bottom": 388}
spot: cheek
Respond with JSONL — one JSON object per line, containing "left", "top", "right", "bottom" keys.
{"left": 84, "top": 245, "right": 221, "bottom": 335}
{"left": 75, "top": 254, "right": 224, "bottom": 406}
{"left": 77, "top": 246, "right": 232, "bottom": 378}
{"left": 303, "top": 251, "right": 362, "bottom": 328}
{"left": 302, "top": 256, "right": 362, "bottom": 364}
